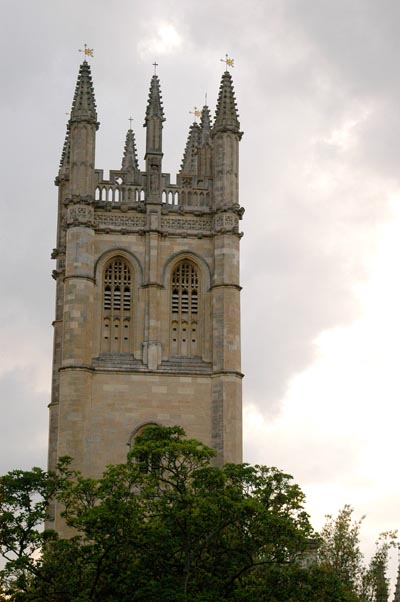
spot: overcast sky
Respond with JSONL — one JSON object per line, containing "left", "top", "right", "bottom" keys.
{"left": 1, "top": 0, "right": 400, "bottom": 590}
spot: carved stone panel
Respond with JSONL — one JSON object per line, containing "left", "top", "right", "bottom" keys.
{"left": 67, "top": 205, "right": 94, "bottom": 226}
{"left": 161, "top": 216, "right": 212, "bottom": 233}
{"left": 94, "top": 213, "right": 146, "bottom": 230}
{"left": 214, "top": 213, "right": 239, "bottom": 232}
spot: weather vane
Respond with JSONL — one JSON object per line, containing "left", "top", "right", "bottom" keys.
{"left": 189, "top": 106, "right": 201, "bottom": 122}
{"left": 128, "top": 116, "right": 134, "bottom": 129}
{"left": 220, "top": 53, "right": 234, "bottom": 70}
{"left": 153, "top": 61, "right": 158, "bottom": 75}
{"left": 79, "top": 43, "right": 94, "bottom": 59}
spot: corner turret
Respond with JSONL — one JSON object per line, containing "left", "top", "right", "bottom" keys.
{"left": 144, "top": 73, "right": 165, "bottom": 201}
{"left": 68, "top": 61, "right": 99, "bottom": 197}
{"left": 211, "top": 70, "right": 242, "bottom": 208}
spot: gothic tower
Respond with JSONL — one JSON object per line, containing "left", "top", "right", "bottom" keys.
{"left": 48, "top": 61, "right": 244, "bottom": 529}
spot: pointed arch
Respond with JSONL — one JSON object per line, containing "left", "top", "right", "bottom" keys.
{"left": 127, "top": 421, "right": 161, "bottom": 448}
{"left": 95, "top": 248, "right": 143, "bottom": 285}
{"left": 170, "top": 260, "right": 200, "bottom": 357}
{"left": 101, "top": 256, "right": 133, "bottom": 353}
{"left": 162, "top": 251, "right": 211, "bottom": 291}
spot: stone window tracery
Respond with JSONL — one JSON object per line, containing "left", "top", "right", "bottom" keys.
{"left": 170, "top": 261, "right": 200, "bottom": 357}
{"left": 101, "top": 257, "right": 132, "bottom": 353}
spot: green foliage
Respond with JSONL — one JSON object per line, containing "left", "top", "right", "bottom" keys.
{"left": 0, "top": 426, "right": 396, "bottom": 602}
{"left": 318, "top": 505, "right": 397, "bottom": 602}
{"left": 318, "top": 504, "right": 365, "bottom": 592}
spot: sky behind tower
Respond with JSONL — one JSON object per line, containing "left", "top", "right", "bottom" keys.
{"left": 1, "top": 0, "right": 400, "bottom": 589}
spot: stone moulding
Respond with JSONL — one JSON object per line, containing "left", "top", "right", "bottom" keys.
{"left": 91, "top": 211, "right": 242, "bottom": 235}
{"left": 161, "top": 216, "right": 213, "bottom": 232}
{"left": 94, "top": 213, "right": 147, "bottom": 229}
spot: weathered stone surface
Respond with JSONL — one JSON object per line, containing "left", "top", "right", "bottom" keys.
{"left": 49, "top": 65, "right": 244, "bottom": 534}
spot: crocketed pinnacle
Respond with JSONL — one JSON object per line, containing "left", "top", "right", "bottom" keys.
{"left": 121, "top": 129, "right": 139, "bottom": 172}
{"left": 180, "top": 122, "right": 200, "bottom": 174}
{"left": 199, "top": 105, "right": 212, "bottom": 145}
{"left": 70, "top": 61, "right": 98, "bottom": 126}
{"left": 59, "top": 125, "right": 71, "bottom": 169}
{"left": 213, "top": 70, "right": 241, "bottom": 137}
{"left": 144, "top": 75, "right": 165, "bottom": 125}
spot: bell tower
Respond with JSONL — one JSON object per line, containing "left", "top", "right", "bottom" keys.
{"left": 48, "top": 60, "right": 244, "bottom": 529}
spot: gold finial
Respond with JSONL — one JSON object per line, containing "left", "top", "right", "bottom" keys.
{"left": 153, "top": 61, "right": 158, "bottom": 75}
{"left": 220, "top": 53, "right": 234, "bottom": 70}
{"left": 79, "top": 43, "right": 94, "bottom": 59}
{"left": 128, "top": 116, "right": 134, "bottom": 129}
{"left": 189, "top": 106, "right": 201, "bottom": 122}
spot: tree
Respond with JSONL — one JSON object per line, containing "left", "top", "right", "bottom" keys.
{"left": 318, "top": 505, "right": 365, "bottom": 593}
{"left": 0, "top": 425, "right": 315, "bottom": 601}
{"left": 1, "top": 426, "right": 396, "bottom": 601}
{"left": 317, "top": 505, "right": 397, "bottom": 602}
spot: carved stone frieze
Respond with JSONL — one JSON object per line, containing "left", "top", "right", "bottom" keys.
{"left": 161, "top": 216, "right": 212, "bottom": 232}
{"left": 94, "top": 213, "right": 146, "bottom": 230}
{"left": 214, "top": 212, "right": 239, "bottom": 232}
{"left": 67, "top": 205, "right": 94, "bottom": 226}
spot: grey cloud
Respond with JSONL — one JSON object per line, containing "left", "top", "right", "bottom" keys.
{"left": 0, "top": 368, "right": 48, "bottom": 473}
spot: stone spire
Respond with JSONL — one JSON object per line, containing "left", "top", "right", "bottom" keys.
{"left": 68, "top": 61, "right": 98, "bottom": 196}
{"left": 213, "top": 70, "right": 241, "bottom": 138}
{"left": 199, "top": 104, "right": 212, "bottom": 145}
{"left": 211, "top": 70, "right": 242, "bottom": 208}
{"left": 59, "top": 125, "right": 71, "bottom": 170}
{"left": 180, "top": 122, "right": 200, "bottom": 175}
{"left": 70, "top": 61, "right": 98, "bottom": 127}
{"left": 144, "top": 74, "right": 165, "bottom": 125}
{"left": 394, "top": 557, "right": 400, "bottom": 602}
{"left": 144, "top": 73, "right": 165, "bottom": 200}
{"left": 121, "top": 128, "right": 139, "bottom": 173}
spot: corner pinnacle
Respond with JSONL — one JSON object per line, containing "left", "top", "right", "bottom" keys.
{"left": 213, "top": 71, "right": 241, "bottom": 137}
{"left": 70, "top": 61, "right": 98, "bottom": 127}
{"left": 144, "top": 74, "right": 165, "bottom": 125}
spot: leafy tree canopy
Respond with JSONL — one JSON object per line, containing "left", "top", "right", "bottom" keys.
{"left": 0, "top": 425, "right": 396, "bottom": 602}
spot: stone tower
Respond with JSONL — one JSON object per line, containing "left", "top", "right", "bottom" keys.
{"left": 48, "top": 62, "right": 244, "bottom": 526}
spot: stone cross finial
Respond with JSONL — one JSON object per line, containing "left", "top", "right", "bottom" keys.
{"left": 79, "top": 44, "right": 94, "bottom": 59}
{"left": 129, "top": 116, "right": 134, "bottom": 129}
{"left": 220, "top": 53, "right": 234, "bottom": 70}
{"left": 153, "top": 61, "right": 158, "bottom": 75}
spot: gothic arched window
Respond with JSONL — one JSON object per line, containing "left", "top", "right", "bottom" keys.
{"left": 101, "top": 257, "right": 132, "bottom": 353}
{"left": 170, "top": 260, "right": 200, "bottom": 357}
{"left": 128, "top": 423, "right": 161, "bottom": 473}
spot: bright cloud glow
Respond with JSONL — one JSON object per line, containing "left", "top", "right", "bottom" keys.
{"left": 244, "top": 191, "right": 400, "bottom": 530}
{"left": 138, "top": 23, "right": 182, "bottom": 58}
{"left": 325, "top": 108, "right": 371, "bottom": 151}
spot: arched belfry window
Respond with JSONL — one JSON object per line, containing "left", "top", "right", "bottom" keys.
{"left": 101, "top": 257, "right": 132, "bottom": 353}
{"left": 171, "top": 260, "right": 200, "bottom": 357}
